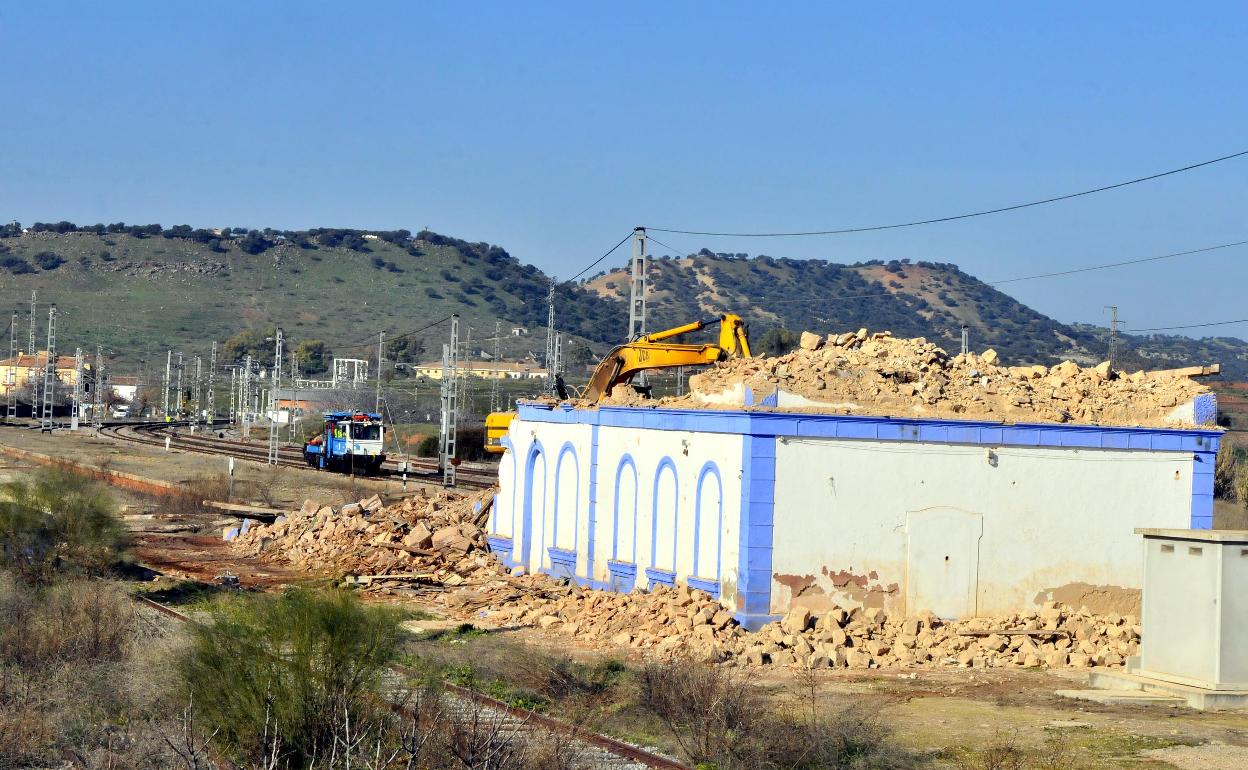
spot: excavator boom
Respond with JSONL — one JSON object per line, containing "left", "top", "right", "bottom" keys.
{"left": 583, "top": 313, "right": 750, "bottom": 402}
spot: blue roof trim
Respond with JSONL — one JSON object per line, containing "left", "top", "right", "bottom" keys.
{"left": 516, "top": 402, "right": 1220, "bottom": 453}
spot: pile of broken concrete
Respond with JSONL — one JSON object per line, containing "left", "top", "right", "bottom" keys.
{"left": 679, "top": 328, "right": 1210, "bottom": 427}
{"left": 476, "top": 582, "right": 1138, "bottom": 670}
{"left": 231, "top": 489, "right": 503, "bottom": 588}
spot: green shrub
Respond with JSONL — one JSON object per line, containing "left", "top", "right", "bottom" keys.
{"left": 179, "top": 587, "right": 404, "bottom": 767}
{"left": 0, "top": 469, "right": 127, "bottom": 582}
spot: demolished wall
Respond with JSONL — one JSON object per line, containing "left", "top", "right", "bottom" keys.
{"left": 671, "top": 329, "right": 1213, "bottom": 428}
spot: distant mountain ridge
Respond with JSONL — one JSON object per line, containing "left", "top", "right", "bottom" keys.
{"left": 1, "top": 223, "right": 1244, "bottom": 378}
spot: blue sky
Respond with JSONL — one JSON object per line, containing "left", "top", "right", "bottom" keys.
{"left": 1, "top": 2, "right": 1245, "bottom": 334}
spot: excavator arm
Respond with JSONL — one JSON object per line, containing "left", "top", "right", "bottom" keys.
{"left": 582, "top": 314, "right": 750, "bottom": 401}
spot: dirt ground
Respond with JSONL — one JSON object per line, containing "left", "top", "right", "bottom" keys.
{"left": 418, "top": 618, "right": 1248, "bottom": 768}
{"left": 5, "top": 425, "right": 1247, "bottom": 768}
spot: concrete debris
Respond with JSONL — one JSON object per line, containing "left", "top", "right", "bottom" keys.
{"left": 680, "top": 328, "right": 1211, "bottom": 427}
{"left": 229, "top": 489, "right": 1139, "bottom": 671}
{"left": 477, "top": 581, "right": 1140, "bottom": 671}
{"left": 230, "top": 488, "right": 502, "bottom": 588}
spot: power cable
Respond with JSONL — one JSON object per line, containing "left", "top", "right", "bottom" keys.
{"left": 565, "top": 231, "right": 635, "bottom": 283}
{"left": 643, "top": 236, "right": 1248, "bottom": 307}
{"left": 647, "top": 149, "right": 1248, "bottom": 237}
{"left": 989, "top": 239, "right": 1248, "bottom": 285}
{"left": 1127, "top": 318, "right": 1248, "bottom": 333}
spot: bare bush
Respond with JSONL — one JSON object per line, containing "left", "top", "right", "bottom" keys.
{"left": 158, "top": 475, "right": 232, "bottom": 517}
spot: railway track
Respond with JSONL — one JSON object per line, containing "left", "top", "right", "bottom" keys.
{"left": 132, "top": 594, "right": 689, "bottom": 770}
{"left": 94, "top": 420, "right": 499, "bottom": 489}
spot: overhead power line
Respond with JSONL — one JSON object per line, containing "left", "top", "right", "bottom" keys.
{"left": 645, "top": 236, "right": 1248, "bottom": 309}
{"left": 646, "top": 149, "right": 1248, "bottom": 237}
{"left": 1127, "top": 318, "right": 1248, "bottom": 333}
{"left": 566, "top": 231, "right": 635, "bottom": 283}
{"left": 988, "top": 239, "right": 1248, "bottom": 285}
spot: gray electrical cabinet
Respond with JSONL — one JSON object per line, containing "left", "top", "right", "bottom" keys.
{"left": 1135, "top": 528, "right": 1248, "bottom": 690}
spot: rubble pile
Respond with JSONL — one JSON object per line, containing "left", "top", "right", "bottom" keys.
{"left": 476, "top": 582, "right": 1139, "bottom": 670}
{"left": 679, "top": 328, "right": 1210, "bottom": 427}
{"left": 231, "top": 489, "right": 504, "bottom": 588}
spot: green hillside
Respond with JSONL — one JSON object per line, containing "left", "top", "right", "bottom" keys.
{"left": 1, "top": 223, "right": 1245, "bottom": 380}
{"left": 0, "top": 225, "right": 618, "bottom": 371}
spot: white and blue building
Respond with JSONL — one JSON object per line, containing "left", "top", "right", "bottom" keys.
{"left": 488, "top": 395, "right": 1220, "bottom": 630}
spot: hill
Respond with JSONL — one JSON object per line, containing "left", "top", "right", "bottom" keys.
{"left": 0, "top": 224, "right": 619, "bottom": 372}
{"left": 1, "top": 223, "right": 1245, "bottom": 380}
{"left": 584, "top": 252, "right": 1248, "bottom": 379}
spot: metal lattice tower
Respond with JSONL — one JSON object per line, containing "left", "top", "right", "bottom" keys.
{"left": 228, "top": 366, "right": 237, "bottom": 424}
{"left": 544, "top": 281, "right": 556, "bottom": 393}
{"left": 960, "top": 324, "right": 969, "bottom": 356}
{"left": 288, "top": 349, "right": 298, "bottom": 443}
{"left": 241, "top": 354, "right": 252, "bottom": 436}
{"left": 375, "top": 331, "right": 385, "bottom": 413}
{"left": 439, "top": 314, "right": 460, "bottom": 487}
{"left": 27, "top": 291, "right": 39, "bottom": 411}
{"left": 1105, "top": 305, "right": 1120, "bottom": 370}
{"left": 552, "top": 332, "right": 563, "bottom": 379}
{"left": 267, "top": 329, "right": 283, "bottom": 465}
{"left": 93, "top": 346, "right": 103, "bottom": 425}
{"left": 628, "top": 227, "right": 648, "bottom": 385}
{"left": 174, "top": 353, "right": 184, "bottom": 416}
{"left": 207, "top": 341, "right": 217, "bottom": 422}
{"left": 39, "top": 305, "right": 56, "bottom": 431}
{"left": 489, "top": 320, "right": 501, "bottom": 413}
{"left": 162, "top": 350, "right": 171, "bottom": 418}
{"left": 192, "top": 356, "right": 203, "bottom": 428}
{"left": 72, "top": 348, "right": 83, "bottom": 428}
{"left": 6, "top": 311, "right": 16, "bottom": 418}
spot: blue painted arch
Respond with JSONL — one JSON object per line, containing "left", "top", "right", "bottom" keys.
{"left": 552, "top": 442, "right": 580, "bottom": 553}
{"left": 693, "top": 461, "right": 724, "bottom": 580}
{"left": 612, "top": 454, "right": 638, "bottom": 562}
{"left": 650, "top": 456, "right": 679, "bottom": 571}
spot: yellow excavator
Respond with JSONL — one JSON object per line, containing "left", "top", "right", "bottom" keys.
{"left": 484, "top": 314, "right": 751, "bottom": 454}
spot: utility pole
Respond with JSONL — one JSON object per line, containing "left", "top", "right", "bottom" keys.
{"left": 463, "top": 325, "right": 473, "bottom": 417}
{"left": 71, "top": 348, "right": 83, "bottom": 429}
{"left": 267, "top": 329, "right": 282, "bottom": 465}
{"left": 191, "top": 356, "right": 203, "bottom": 429}
{"left": 288, "top": 349, "right": 298, "bottom": 443}
{"left": 544, "top": 281, "right": 556, "bottom": 394}
{"left": 228, "top": 366, "right": 237, "bottom": 425}
{"left": 960, "top": 324, "right": 969, "bottom": 356}
{"left": 39, "top": 305, "right": 55, "bottom": 431}
{"left": 176, "top": 353, "right": 186, "bottom": 416}
{"left": 162, "top": 350, "right": 172, "bottom": 419}
{"left": 242, "top": 354, "right": 252, "bottom": 437}
{"left": 489, "top": 320, "right": 501, "bottom": 413}
{"left": 628, "top": 226, "right": 648, "bottom": 386}
{"left": 1104, "top": 306, "right": 1120, "bottom": 370}
{"left": 552, "top": 332, "right": 563, "bottom": 381}
{"left": 6, "top": 311, "right": 16, "bottom": 419}
{"left": 27, "top": 291, "right": 38, "bottom": 412}
{"left": 375, "top": 331, "right": 385, "bottom": 413}
{"left": 439, "top": 314, "right": 460, "bottom": 487}
{"left": 93, "top": 346, "right": 103, "bottom": 426}
{"left": 207, "top": 341, "right": 218, "bottom": 423}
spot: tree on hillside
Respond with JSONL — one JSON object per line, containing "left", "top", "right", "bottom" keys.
{"left": 757, "top": 328, "right": 801, "bottom": 356}
{"left": 221, "top": 327, "right": 277, "bottom": 364}
{"left": 293, "top": 340, "right": 331, "bottom": 374}
{"left": 384, "top": 336, "right": 424, "bottom": 363}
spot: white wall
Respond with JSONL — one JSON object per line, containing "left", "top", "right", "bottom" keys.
{"left": 771, "top": 437, "right": 1195, "bottom": 618}
{"left": 493, "top": 416, "right": 744, "bottom": 605}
